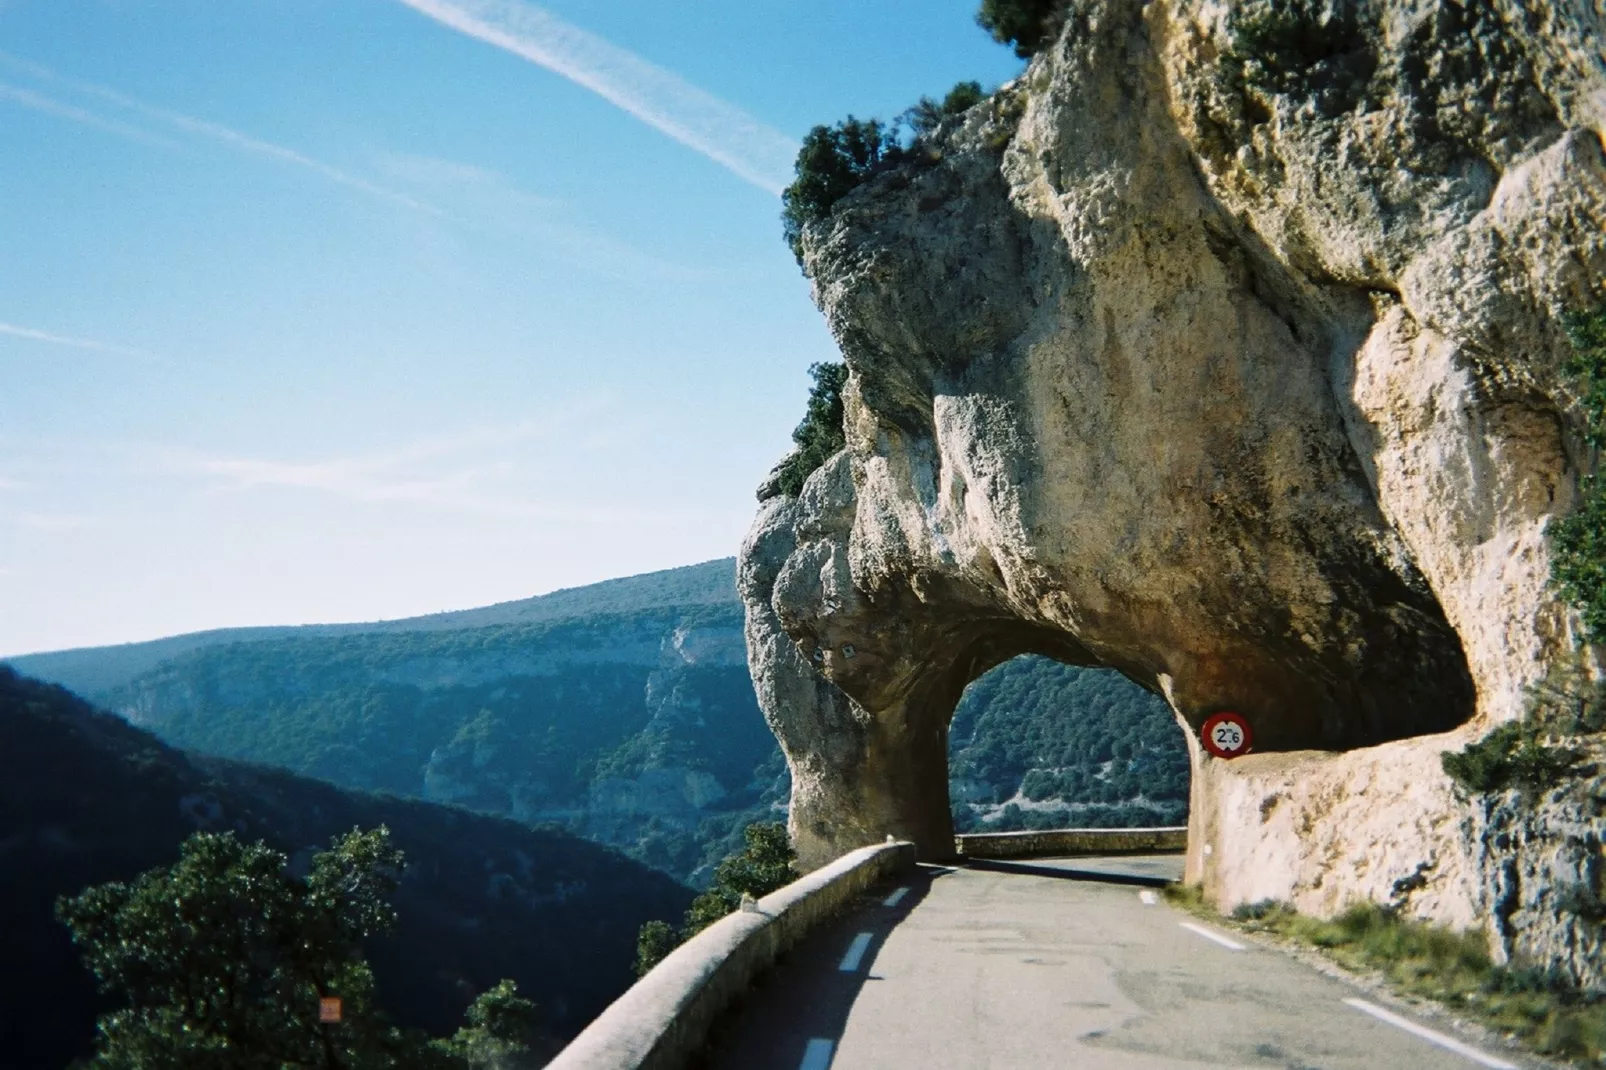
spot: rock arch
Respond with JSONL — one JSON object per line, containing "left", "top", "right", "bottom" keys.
{"left": 738, "top": 0, "right": 1602, "bottom": 979}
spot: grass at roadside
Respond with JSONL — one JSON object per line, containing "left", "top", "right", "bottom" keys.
{"left": 1162, "top": 885, "right": 1606, "bottom": 1065}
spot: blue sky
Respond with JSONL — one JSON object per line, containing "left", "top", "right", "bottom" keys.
{"left": 0, "top": 0, "right": 1024, "bottom": 656}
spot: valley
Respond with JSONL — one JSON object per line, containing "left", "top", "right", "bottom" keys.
{"left": 7, "top": 558, "right": 1190, "bottom": 885}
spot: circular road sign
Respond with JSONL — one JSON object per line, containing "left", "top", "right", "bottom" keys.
{"left": 1201, "top": 711, "right": 1253, "bottom": 759}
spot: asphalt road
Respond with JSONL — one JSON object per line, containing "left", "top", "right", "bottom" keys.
{"left": 700, "top": 855, "right": 1531, "bottom": 1070}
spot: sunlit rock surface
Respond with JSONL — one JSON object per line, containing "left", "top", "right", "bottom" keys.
{"left": 740, "top": 0, "right": 1605, "bottom": 988}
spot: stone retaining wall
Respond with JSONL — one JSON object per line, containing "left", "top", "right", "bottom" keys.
{"left": 955, "top": 826, "right": 1187, "bottom": 859}
{"left": 545, "top": 839, "right": 917, "bottom": 1070}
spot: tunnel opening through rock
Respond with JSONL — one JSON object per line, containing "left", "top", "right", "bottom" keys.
{"left": 825, "top": 595, "right": 1478, "bottom": 862}
{"left": 947, "top": 655, "right": 1190, "bottom": 836}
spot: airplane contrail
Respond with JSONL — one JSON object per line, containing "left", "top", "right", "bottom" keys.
{"left": 393, "top": 0, "right": 798, "bottom": 195}
{"left": 0, "top": 321, "right": 155, "bottom": 359}
{"left": 0, "top": 52, "right": 443, "bottom": 217}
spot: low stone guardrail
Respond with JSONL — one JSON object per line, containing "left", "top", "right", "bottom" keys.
{"left": 545, "top": 838, "right": 917, "bottom": 1070}
{"left": 954, "top": 826, "right": 1187, "bottom": 859}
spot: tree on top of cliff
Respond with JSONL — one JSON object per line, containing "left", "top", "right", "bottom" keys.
{"left": 780, "top": 118, "right": 901, "bottom": 262}
{"left": 902, "top": 81, "right": 986, "bottom": 139}
{"left": 975, "top": 0, "right": 1066, "bottom": 58}
{"left": 781, "top": 82, "right": 992, "bottom": 266}
{"left": 774, "top": 361, "right": 847, "bottom": 497}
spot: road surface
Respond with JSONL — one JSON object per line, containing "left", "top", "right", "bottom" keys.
{"left": 701, "top": 855, "right": 1529, "bottom": 1070}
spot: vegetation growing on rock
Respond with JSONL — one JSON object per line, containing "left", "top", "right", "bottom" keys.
{"left": 1552, "top": 301, "right": 1606, "bottom": 640}
{"left": 1442, "top": 301, "right": 1606, "bottom": 798}
{"left": 1442, "top": 655, "right": 1606, "bottom": 797}
{"left": 772, "top": 361, "right": 847, "bottom": 497}
{"left": 780, "top": 80, "right": 991, "bottom": 263}
{"left": 974, "top": 0, "right": 1066, "bottom": 58}
{"left": 781, "top": 119, "right": 902, "bottom": 263}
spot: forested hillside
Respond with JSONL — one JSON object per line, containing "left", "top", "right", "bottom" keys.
{"left": 0, "top": 666, "right": 693, "bottom": 1069}
{"left": 5, "top": 561, "right": 1190, "bottom": 889}
{"left": 949, "top": 655, "right": 1189, "bottom": 831}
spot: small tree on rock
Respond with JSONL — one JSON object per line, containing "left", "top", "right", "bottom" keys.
{"left": 774, "top": 362, "right": 848, "bottom": 497}
{"left": 976, "top": 0, "right": 1066, "bottom": 58}
{"left": 781, "top": 119, "right": 901, "bottom": 262}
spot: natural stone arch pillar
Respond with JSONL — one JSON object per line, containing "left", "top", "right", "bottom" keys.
{"left": 740, "top": 444, "right": 1473, "bottom": 870}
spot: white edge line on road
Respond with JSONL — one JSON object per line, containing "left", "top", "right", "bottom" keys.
{"left": 1343, "top": 998, "right": 1518, "bottom": 1069}
{"left": 838, "top": 932, "right": 874, "bottom": 972}
{"left": 883, "top": 886, "right": 909, "bottom": 907}
{"left": 800, "top": 1037, "right": 835, "bottom": 1070}
{"left": 1138, "top": 889, "right": 1158, "bottom": 906}
{"left": 1179, "top": 921, "right": 1246, "bottom": 951}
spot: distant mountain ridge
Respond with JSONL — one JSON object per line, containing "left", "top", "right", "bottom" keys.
{"left": 4, "top": 555, "right": 1187, "bottom": 889}
{"left": 7, "top": 557, "right": 737, "bottom": 696}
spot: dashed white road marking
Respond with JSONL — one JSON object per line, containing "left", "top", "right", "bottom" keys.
{"left": 1179, "top": 921, "right": 1246, "bottom": 951}
{"left": 883, "top": 886, "right": 909, "bottom": 907}
{"left": 838, "top": 932, "right": 874, "bottom": 972}
{"left": 1343, "top": 998, "right": 1518, "bottom": 1069}
{"left": 1138, "top": 889, "right": 1158, "bottom": 906}
{"left": 799, "top": 1037, "right": 835, "bottom": 1070}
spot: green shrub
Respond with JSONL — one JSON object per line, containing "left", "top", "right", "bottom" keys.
{"left": 1441, "top": 721, "right": 1580, "bottom": 796}
{"left": 1552, "top": 302, "right": 1606, "bottom": 639}
{"left": 773, "top": 362, "right": 847, "bottom": 497}
{"left": 56, "top": 827, "right": 534, "bottom": 1069}
{"left": 902, "top": 80, "right": 987, "bottom": 139}
{"left": 780, "top": 81, "right": 993, "bottom": 263}
{"left": 632, "top": 920, "right": 678, "bottom": 980}
{"left": 975, "top": 0, "right": 1066, "bottom": 58}
{"left": 632, "top": 822, "right": 799, "bottom": 977}
{"left": 1446, "top": 300, "right": 1606, "bottom": 796}
{"left": 1441, "top": 654, "right": 1603, "bottom": 797}
{"left": 781, "top": 119, "right": 901, "bottom": 262}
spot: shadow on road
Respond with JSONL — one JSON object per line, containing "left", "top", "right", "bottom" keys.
{"left": 694, "top": 863, "right": 953, "bottom": 1069}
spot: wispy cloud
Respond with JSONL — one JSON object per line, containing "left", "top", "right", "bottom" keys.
{"left": 0, "top": 52, "right": 692, "bottom": 275}
{"left": 0, "top": 476, "right": 27, "bottom": 492}
{"left": 161, "top": 413, "right": 720, "bottom": 525}
{"left": 373, "top": 151, "right": 704, "bottom": 279}
{"left": 393, "top": 0, "right": 798, "bottom": 195}
{"left": 0, "top": 81, "right": 173, "bottom": 146}
{"left": 0, "top": 51, "right": 442, "bottom": 217}
{"left": 0, "top": 321, "right": 157, "bottom": 360}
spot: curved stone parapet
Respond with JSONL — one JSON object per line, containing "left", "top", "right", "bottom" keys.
{"left": 545, "top": 840, "right": 915, "bottom": 1070}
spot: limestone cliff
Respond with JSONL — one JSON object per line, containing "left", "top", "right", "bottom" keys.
{"left": 739, "top": 0, "right": 1606, "bottom": 988}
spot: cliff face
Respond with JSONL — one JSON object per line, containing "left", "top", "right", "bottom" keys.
{"left": 739, "top": 0, "right": 1606, "bottom": 987}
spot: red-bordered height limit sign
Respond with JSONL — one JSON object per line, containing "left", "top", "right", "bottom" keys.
{"left": 1200, "top": 711, "right": 1253, "bottom": 759}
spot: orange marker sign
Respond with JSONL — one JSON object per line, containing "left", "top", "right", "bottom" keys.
{"left": 319, "top": 997, "right": 342, "bottom": 1023}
